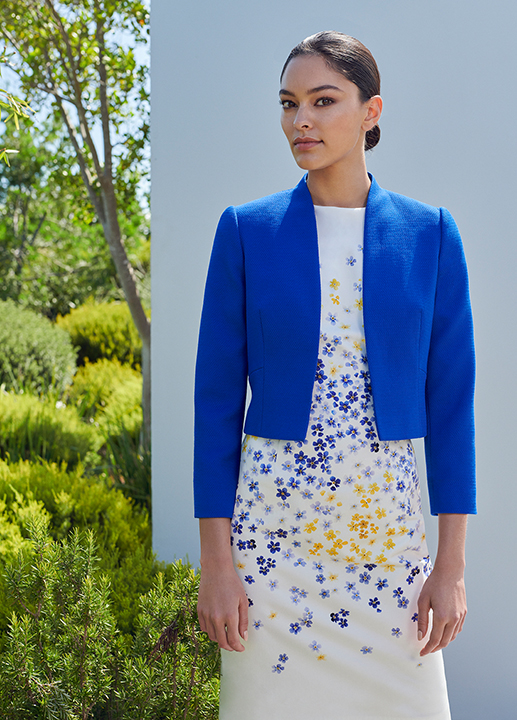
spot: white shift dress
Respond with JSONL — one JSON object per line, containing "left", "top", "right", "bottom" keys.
{"left": 219, "top": 205, "right": 451, "bottom": 720}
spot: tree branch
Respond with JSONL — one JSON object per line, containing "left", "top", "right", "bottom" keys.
{"left": 94, "top": 5, "right": 113, "bottom": 183}
{"left": 44, "top": 0, "right": 104, "bottom": 179}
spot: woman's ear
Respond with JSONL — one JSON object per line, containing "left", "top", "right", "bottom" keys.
{"left": 363, "top": 95, "right": 383, "bottom": 132}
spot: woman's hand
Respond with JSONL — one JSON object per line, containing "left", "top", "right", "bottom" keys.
{"left": 197, "top": 517, "right": 248, "bottom": 652}
{"left": 417, "top": 567, "right": 466, "bottom": 656}
{"left": 417, "top": 513, "right": 468, "bottom": 657}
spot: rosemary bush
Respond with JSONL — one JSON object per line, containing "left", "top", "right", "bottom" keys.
{"left": 0, "top": 517, "right": 220, "bottom": 720}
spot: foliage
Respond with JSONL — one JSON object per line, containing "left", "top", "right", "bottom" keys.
{"left": 0, "top": 512, "right": 220, "bottom": 719}
{"left": 0, "top": 459, "right": 152, "bottom": 639}
{"left": 63, "top": 357, "right": 149, "bottom": 507}
{"left": 0, "top": 516, "right": 116, "bottom": 718}
{"left": 0, "top": 0, "right": 152, "bottom": 446}
{"left": 0, "top": 299, "right": 76, "bottom": 395}
{"left": 0, "top": 45, "right": 34, "bottom": 165}
{"left": 0, "top": 391, "right": 100, "bottom": 467}
{"left": 104, "top": 422, "right": 151, "bottom": 510}
{"left": 66, "top": 357, "right": 142, "bottom": 428}
{"left": 115, "top": 567, "right": 220, "bottom": 720}
{"left": 57, "top": 302, "right": 143, "bottom": 368}
{"left": 0, "top": 0, "right": 150, "bottom": 215}
{"left": 0, "top": 118, "right": 150, "bottom": 319}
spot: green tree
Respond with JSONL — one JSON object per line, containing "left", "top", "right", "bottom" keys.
{"left": 0, "top": 116, "right": 150, "bottom": 318}
{"left": 0, "top": 0, "right": 151, "bottom": 445}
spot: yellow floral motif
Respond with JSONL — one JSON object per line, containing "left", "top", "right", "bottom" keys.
{"left": 386, "top": 528, "right": 396, "bottom": 537}
{"left": 353, "top": 340, "right": 363, "bottom": 352}
{"left": 384, "top": 563, "right": 396, "bottom": 572}
{"left": 398, "top": 525, "right": 408, "bottom": 535}
{"left": 353, "top": 483, "right": 365, "bottom": 495}
{"left": 317, "top": 654, "right": 326, "bottom": 661}
{"left": 330, "top": 293, "right": 340, "bottom": 305}
{"left": 309, "top": 542, "right": 324, "bottom": 556}
{"left": 375, "top": 553, "right": 388, "bottom": 564}
{"left": 236, "top": 562, "right": 245, "bottom": 570}
{"left": 329, "top": 278, "right": 340, "bottom": 289}
{"left": 304, "top": 519, "right": 319, "bottom": 533}
{"left": 332, "top": 538, "right": 347, "bottom": 549}
{"left": 354, "top": 298, "right": 363, "bottom": 310}
{"left": 269, "top": 612, "right": 277, "bottom": 619}
{"left": 383, "top": 539, "right": 396, "bottom": 550}
{"left": 328, "top": 573, "right": 338, "bottom": 581}
{"left": 324, "top": 529, "right": 337, "bottom": 541}
{"left": 375, "top": 507, "right": 387, "bottom": 519}
{"left": 359, "top": 548, "right": 372, "bottom": 561}
{"left": 384, "top": 471, "right": 394, "bottom": 483}
{"left": 340, "top": 323, "right": 351, "bottom": 330}
{"left": 360, "top": 497, "right": 371, "bottom": 509}
{"left": 368, "top": 483, "right": 380, "bottom": 495}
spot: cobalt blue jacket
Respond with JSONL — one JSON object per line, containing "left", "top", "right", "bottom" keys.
{"left": 194, "top": 175, "right": 476, "bottom": 518}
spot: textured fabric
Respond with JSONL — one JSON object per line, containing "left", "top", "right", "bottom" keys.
{"left": 193, "top": 175, "right": 476, "bottom": 518}
{"left": 218, "top": 206, "right": 450, "bottom": 720}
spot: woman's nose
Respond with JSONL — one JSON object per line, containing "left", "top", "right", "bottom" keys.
{"left": 294, "top": 107, "right": 312, "bottom": 130}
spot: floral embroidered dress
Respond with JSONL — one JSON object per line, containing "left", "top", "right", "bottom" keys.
{"left": 219, "top": 206, "right": 451, "bottom": 720}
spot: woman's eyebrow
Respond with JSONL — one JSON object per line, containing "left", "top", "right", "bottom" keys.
{"left": 279, "top": 84, "right": 343, "bottom": 97}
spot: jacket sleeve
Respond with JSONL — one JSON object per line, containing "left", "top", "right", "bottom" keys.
{"left": 424, "top": 207, "right": 476, "bottom": 515}
{"left": 193, "top": 206, "right": 248, "bottom": 517}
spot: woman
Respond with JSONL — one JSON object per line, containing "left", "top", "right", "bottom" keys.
{"left": 194, "top": 31, "right": 475, "bottom": 720}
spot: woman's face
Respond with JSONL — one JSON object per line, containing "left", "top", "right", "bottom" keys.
{"left": 280, "top": 54, "right": 380, "bottom": 173}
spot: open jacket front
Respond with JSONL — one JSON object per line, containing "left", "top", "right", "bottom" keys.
{"left": 193, "top": 175, "right": 476, "bottom": 518}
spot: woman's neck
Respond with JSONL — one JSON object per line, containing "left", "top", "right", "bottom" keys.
{"left": 306, "top": 161, "right": 371, "bottom": 208}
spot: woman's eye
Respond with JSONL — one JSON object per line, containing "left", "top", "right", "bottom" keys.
{"left": 280, "top": 99, "right": 296, "bottom": 109}
{"left": 316, "top": 97, "right": 334, "bottom": 106}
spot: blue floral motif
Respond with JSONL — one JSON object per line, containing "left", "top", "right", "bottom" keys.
{"left": 368, "top": 597, "right": 382, "bottom": 613}
{"left": 330, "top": 609, "right": 350, "bottom": 628}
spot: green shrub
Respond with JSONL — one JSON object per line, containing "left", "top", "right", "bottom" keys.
{"left": 66, "top": 357, "right": 142, "bottom": 435}
{"left": 56, "top": 301, "right": 143, "bottom": 368}
{"left": 0, "top": 517, "right": 117, "bottom": 718}
{"left": 0, "top": 459, "right": 154, "bottom": 639}
{"left": 117, "top": 567, "right": 220, "bottom": 719}
{"left": 0, "top": 519, "right": 220, "bottom": 720}
{"left": 0, "top": 299, "right": 76, "bottom": 394}
{"left": 64, "top": 359, "right": 148, "bottom": 507}
{"left": 105, "top": 423, "right": 151, "bottom": 509}
{"left": 0, "top": 391, "right": 101, "bottom": 467}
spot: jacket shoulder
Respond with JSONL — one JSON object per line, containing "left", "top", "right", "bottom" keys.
{"left": 232, "top": 186, "right": 298, "bottom": 228}
{"left": 380, "top": 187, "right": 442, "bottom": 227}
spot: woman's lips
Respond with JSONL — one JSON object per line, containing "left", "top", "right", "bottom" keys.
{"left": 294, "top": 137, "right": 322, "bottom": 150}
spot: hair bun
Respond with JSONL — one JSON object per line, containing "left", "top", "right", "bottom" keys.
{"left": 365, "top": 124, "right": 380, "bottom": 151}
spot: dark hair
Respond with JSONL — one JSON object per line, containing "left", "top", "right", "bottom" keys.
{"left": 281, "top": 31, "right": 381, "bottom": 151}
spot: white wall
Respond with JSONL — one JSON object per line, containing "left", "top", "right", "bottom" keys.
{"left": 151, "top": 1, "right": 517, "bottom": 717}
